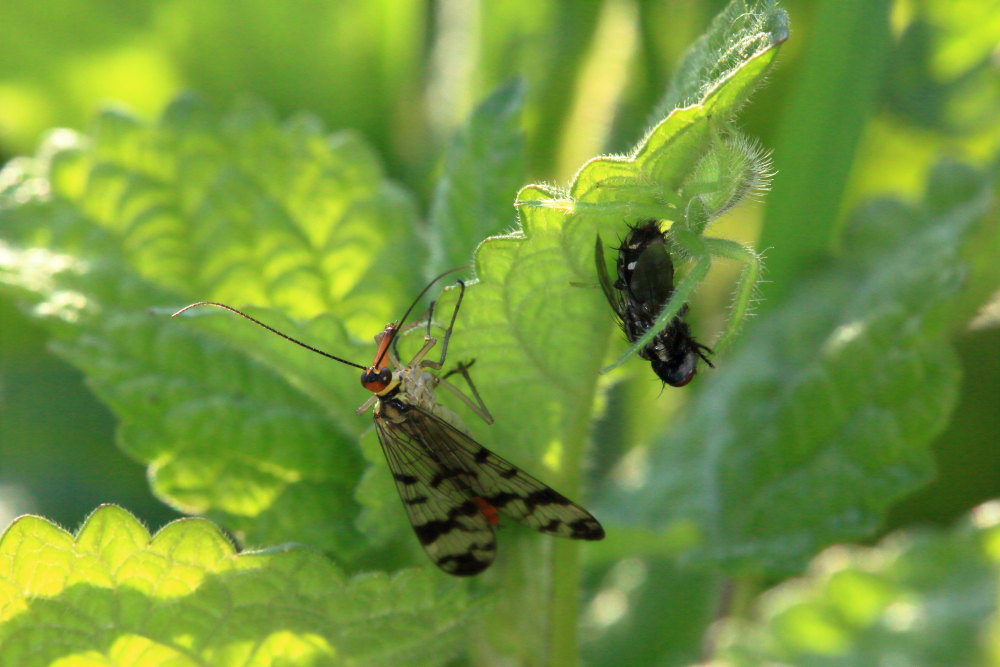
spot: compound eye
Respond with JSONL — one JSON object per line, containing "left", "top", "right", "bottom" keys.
{"left": 665, "top": 353, "right": 698, "bottom": 387}
{"left": 652, "top": 354, "right": 697, "bottom": 388}
{"left": 361, "top": 367, "right": 394, "bottom": 392}
{"left": 667, "top": 370, "right": 696, "bottom": 387}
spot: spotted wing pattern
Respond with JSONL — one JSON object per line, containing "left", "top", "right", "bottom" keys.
{"left": 374, "top": 397, "right": 604, "bottom": 576}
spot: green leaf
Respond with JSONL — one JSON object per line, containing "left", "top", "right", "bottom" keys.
{"left": 606, "top": 159, "right": 999, "bottom": 574}
{"left": 0, "top": 0, "right": 787, "bottom": 584}
{"left": 0, "top": 96, "right": 424, "bottom": 559}
{"left": 513, "top": 0, "right": 786, "bottom": 233}
{"left": 655, "top": 0, "right": 790, "bottom": 116}
{"left": 713, "top": 502, "right": 1000, "bottom": 666}
{"left": 0, "top": 505, "right": 475, "bottom": 666}
{"left": 427, "top": 78, "right": 526, "bottom": 275}
{"left": 0, "top": 3, "right": 790, "bottom": 663}
{"left": 434, "top": 0, "right": 788, "bottom": 468}
{"left": 419, "top": 2, "right": 787, "bottom": 661}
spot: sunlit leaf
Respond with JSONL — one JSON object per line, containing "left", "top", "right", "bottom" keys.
{"left": 0, "top": 96, "right": 422, "bottom": 557}
{"left": 0, "top": 505, "right": 474, "bottom": 667}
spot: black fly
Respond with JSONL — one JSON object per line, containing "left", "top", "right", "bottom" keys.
{"left": 597, "top": 220, "right": 713, "bottom": 387}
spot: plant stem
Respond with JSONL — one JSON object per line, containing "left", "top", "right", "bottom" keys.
{"left": 547, "top": 339, "right": 604, "bottom": 666}
{"left": 549, "top": 538, "right": 583, "bottom": 667}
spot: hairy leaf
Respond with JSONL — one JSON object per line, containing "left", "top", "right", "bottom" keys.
{"left": 0, "top": 0, "right": 788, "bottom": 603}
{"left": 605, "top": 159, "right": 999, "bottom": 573}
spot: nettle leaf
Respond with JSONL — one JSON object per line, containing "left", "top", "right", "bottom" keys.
{"left": 0, "top": 505, "right": 474, "bottom": 666}
{"left": 655, "top": 0, "right": 789, "bottom": 117}
{"left": 0, "top": 0, "right": 787, "bottom": 585}
{"left": 399, "top": 4, "right": 787, "bottom": 654}
{"left": 714, "top": 502, "right": 1000, "bottom": 665}
{"left": 605, "top": 159, "right": 998, "bottom": 574}
{"left": 0, "top": 95, "right": 423, "bottom": 557}
{"left": 0, "top": 1, "right": 791, "bottom": 662}
{"left": 434, "top": 0, "right": 788, "bottom": 470}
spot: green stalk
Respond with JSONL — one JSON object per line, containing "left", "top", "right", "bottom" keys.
{"left": 547, "top": 322, "right": 609, "bottom": 666}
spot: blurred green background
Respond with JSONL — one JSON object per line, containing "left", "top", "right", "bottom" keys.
{"left": 0, "top": 0, "right": 997, "bottom": 594}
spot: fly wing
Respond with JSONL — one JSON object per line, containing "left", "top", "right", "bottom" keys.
{"left": 375, "top": 405, "right": 497, "bottom": 576}
{"left": 629, "top": 235, "right": 675, "bottom": 314}
{"left": 406, "top": 404, "right": 605, "bottom": 542}
{"left": 595, "top": 234, "right": 627, "bottom": 324}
